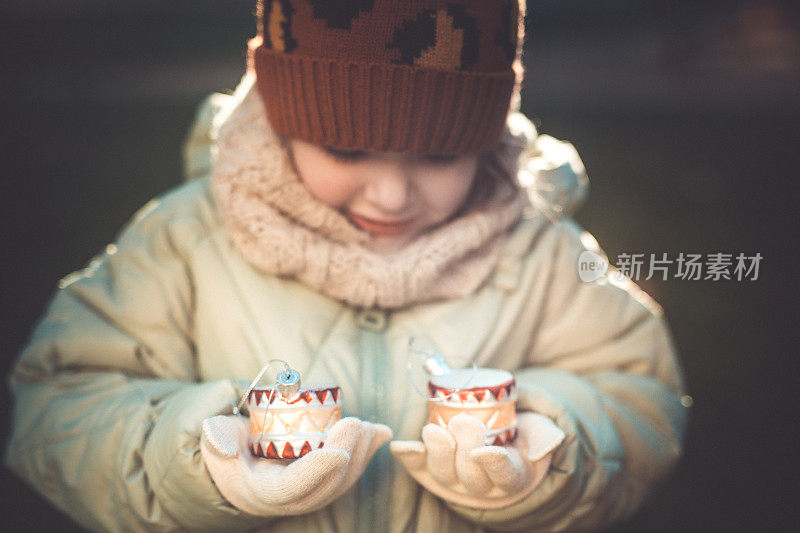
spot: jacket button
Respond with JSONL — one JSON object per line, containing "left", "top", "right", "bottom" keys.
{"left": 356, "top": 310, "right": 388, "bottom": 332}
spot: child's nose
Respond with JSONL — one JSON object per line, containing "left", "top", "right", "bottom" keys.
{"left": 364, "top": 166, "right": 410, "bottom": 213}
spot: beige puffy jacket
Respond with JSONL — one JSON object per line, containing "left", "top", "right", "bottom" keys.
{"left": 6, "top": 95, "right": 688, "bottom": 532}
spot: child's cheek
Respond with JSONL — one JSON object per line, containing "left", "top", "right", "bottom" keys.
{"left": 421, "top": 162, "right": 478, "bottom": 214}
{"left": 301, "top": 172, "right": 358, "bottom": 209}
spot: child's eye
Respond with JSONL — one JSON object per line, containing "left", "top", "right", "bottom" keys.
{"left": 324, "top": 146, "right": 367, "bottom": 162}
{"left": 420, "top": 154, "right": 460, "bottom": 165}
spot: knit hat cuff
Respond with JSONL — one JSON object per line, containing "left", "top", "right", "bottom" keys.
{"left": 253, "top": 44, "right": 516, "bottom": 155}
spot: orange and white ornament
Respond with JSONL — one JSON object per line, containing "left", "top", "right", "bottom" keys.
{"left": 427, "top": 368, "right": 517, "bottom": 446}
{"left": 247, "top": 384, "right": 342, "bottom": 459}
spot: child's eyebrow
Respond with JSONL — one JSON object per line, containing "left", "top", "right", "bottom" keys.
{"left": 324, "top": 146, "right": 462, "bottom": 165}
{"left": 324, "top": 146, "right": 369, "bottom": 161}
{"left": 324, "top": 146, "right": 364, "bottom": 155}
{"left": 420, "top": 153, "right": 460, "bottom": 163}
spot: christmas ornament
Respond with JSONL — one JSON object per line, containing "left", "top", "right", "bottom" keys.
{"left": 407, "top": 338, "right": 518, "bottom": 446}
{"left": 234, "top": 360, "right": 342, "bottom": 459}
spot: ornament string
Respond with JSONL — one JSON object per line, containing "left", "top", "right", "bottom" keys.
{"left": 233, "top": 358, "right": 302, "bottom": 446}
{"left": 406, "top": 337, "right": 478, "bottom": 404}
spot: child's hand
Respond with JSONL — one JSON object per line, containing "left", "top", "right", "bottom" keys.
{"left": 200, "top": 415, "right": 392, "bottom": 516}
{"left": 390, "top": 412, "right": 565, "bottom": 509}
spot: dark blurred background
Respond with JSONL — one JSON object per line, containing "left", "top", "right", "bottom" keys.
{"left": 2, "top": 1, "right": 799, "bottom": 531}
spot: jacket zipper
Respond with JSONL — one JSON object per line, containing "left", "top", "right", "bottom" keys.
{"left": 355, "top": 309, "right": 391, "bottom": 533}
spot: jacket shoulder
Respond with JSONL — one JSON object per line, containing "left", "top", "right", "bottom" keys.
{"left": 505, "top": 215, "right": 605, "bottom": 268}
{"left": 502, "top": 215, "right": 664, "bottom": 311}
{"left": 499, "top": 214, "right": 577, "bottom": 268}
{"left": 116, "top": 177, "right": 220, "bottom": 255}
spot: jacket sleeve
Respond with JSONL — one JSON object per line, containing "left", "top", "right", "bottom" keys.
{"left": 5, "top": 186, "right": 267, "bottom": 532}
{"left": 448, "top": 219, "right": 690, "bottom": 531}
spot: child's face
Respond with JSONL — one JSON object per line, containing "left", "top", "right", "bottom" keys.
{"left": 289, "top": 139, "right": 479, "bottom": 252}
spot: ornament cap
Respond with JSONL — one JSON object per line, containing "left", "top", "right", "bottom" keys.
{"left": 276, "top": 368, "right": 301, "bottom": 400}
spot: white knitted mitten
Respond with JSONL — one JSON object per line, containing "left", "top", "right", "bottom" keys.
{"left": 390, "top": 412, "right": 565, "bottom": 509}
{"left": 201, "top": 415, "right": 392, "bottom": 516}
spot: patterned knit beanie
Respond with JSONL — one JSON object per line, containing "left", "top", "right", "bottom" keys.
{"left": 251, "top": 0, "right": 525, "bottom": 155}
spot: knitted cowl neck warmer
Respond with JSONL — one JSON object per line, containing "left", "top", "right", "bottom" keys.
{"left": 211, "top": 76, "right": 530, "bottom": 309}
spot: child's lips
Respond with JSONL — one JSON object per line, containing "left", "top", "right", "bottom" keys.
{"left": 347, "top": 212, "right": 414, "bottom": 236}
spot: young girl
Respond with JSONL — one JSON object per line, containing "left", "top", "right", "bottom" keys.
{"left": 6, "top": 1, "right": 688, "bottom": 531}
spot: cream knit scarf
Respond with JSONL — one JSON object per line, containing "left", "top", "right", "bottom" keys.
{"left": 211, "top": 76, "right": 531, "bottom": 309}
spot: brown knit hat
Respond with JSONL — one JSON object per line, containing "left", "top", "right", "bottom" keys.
{"left": 251, "top": 0, "right": 525, "bottom": 155}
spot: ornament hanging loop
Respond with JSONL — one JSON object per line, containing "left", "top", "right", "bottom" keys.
{"left": 233, "top": 359, "right": 301, "bottom": 416}
{"left": 406, "top": 337, "right": 478, "bottom": 404}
